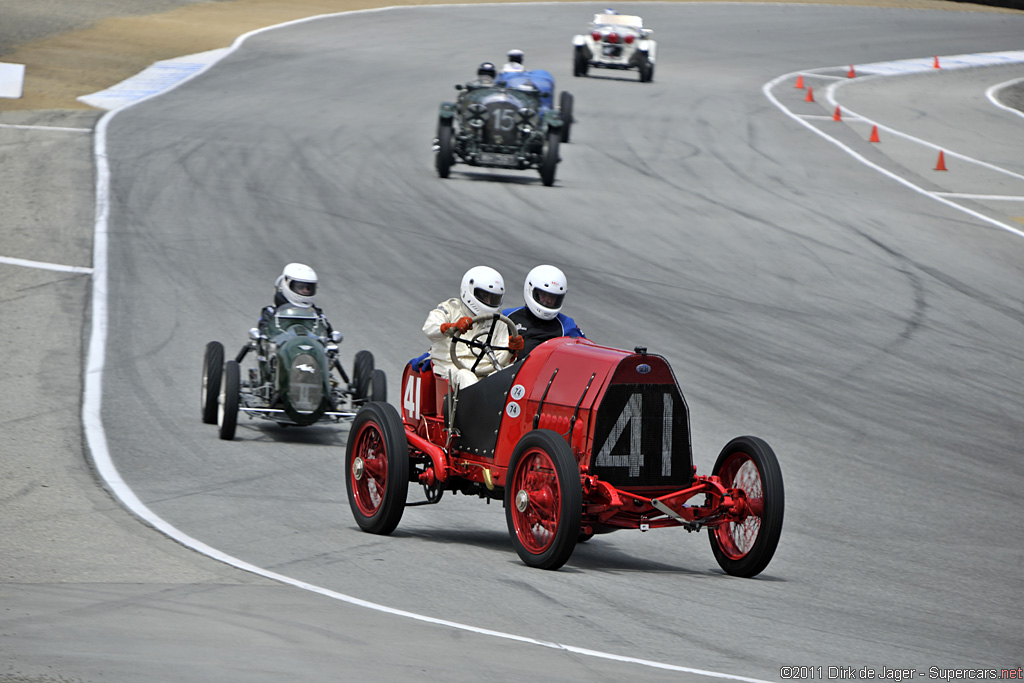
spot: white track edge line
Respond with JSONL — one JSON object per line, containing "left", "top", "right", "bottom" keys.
{"left": 0, "top": 123, "right": 91, "bottom": 132}
{"left": 934, "top": 192, "right": 1024, "bottom": 201}
{"left": 82, "top": 5, "right": 773, "bottom": 681}
{"left": 986, "top": 75, "right": 1024, "bottom": 121}
{"left": 1, "top": 255, "right": 93, "bottom": 273}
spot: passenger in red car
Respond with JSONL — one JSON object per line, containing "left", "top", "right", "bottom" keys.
{"left": 503, "top": 265, "right": 585, "bottom": 357}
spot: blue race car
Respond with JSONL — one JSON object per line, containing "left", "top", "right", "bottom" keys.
{"left": 500, "top": 69, "right": 574, "bottom": 143}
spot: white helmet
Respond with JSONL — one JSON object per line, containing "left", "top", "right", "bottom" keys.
{"left": 508, "top": 49, "right": 524, "bottom": 65}
{"left": 276, "top": 262, "right": 318, "bottom": 307}
{"left": 524, "top": 265, "right": 566, "bottom": 321}
{"left": 460, "top": 266, "right": 505, "bottom": 316}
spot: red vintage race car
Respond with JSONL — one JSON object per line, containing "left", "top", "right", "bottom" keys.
{"left": 345, "top": 313, "right": 784, "bottom": 575}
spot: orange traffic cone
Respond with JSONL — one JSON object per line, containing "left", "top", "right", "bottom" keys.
{"left": 833, "top": 106, "right": 842, "bottom": 121}
{"left": 869, "top": 125, "right": 880, "bottom": 143}
{"left": 847, "top": 64, "right": 856, "bottom": 78}
{"left": 795, "top": 74, "right": 805, "bottom": 89}
{"left": 935, "top": 150, "right": 947, "bottom": 171}
{"left": 933, "top": 55, "right": 941, "bottom": 69}
{"left": 805, "top": 86, "right": 814, "bottom": 102}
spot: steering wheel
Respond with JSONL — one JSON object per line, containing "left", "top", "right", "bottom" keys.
{"left": 449, "top": 313, "right": 519, "bottom": 377}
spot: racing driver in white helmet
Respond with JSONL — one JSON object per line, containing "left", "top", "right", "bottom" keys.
{"left": 503, "top": 264, "right": 585, "bottom": 358}
{"left": 501, "top": 49, "right": 525, "bottom": 74}
{"left": 258, "top": 262, "right": 334, "bottom": 336}
{"left": 423, "top": 265, "right": 524, "bottom": 388}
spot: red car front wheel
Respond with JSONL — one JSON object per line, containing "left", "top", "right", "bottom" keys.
{"left": 505, "top": 430, "right": 582, "bottom": 570}
{"left": 708, "top": 436, "right": 784, "bottom": 578}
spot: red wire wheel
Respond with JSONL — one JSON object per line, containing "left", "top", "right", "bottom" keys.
{"left": 345, "top": 402, "right": 409, "bottom": 535}
{"left": 505, "top": 430, "right": 582, "bottom": 570}
{"left": 708, "top": 436, "right": 784, "bottom": 577}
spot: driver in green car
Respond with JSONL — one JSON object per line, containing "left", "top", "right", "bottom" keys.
{"left": 423, "top": 265, "right": 523, "bottom": 389}
{"left": 258, "top": 262, "right": 334, "bottom": 337}
{"left": 468, "top": 61, "right": 497, "bottom": 88}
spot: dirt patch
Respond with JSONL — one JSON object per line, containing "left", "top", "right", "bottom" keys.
{"left": 0, "top": 0, "right": 1019, "bottom": 112}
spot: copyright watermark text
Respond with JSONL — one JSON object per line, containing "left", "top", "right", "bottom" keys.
{"left": 780, "top": 667, "right": 1023, "bottom": 682}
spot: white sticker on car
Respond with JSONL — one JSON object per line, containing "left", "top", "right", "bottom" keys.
{"left": 506, "top": 402, "right": 521, "bottom": 418}
{"left": 510, "top": 384, "right": 526, "bottom": 400}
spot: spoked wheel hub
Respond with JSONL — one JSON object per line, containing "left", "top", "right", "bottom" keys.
{"left": 716, "top": 458, "right": 763, "bottom": 559}
{"left": 350, "top": 424, "right": 387, "bottom": 517}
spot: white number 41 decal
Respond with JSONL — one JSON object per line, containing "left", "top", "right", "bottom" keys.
{"left": 593, "top": 393, "right": 673, "bottom": 477}
{"left": 403, "top": 375, "right": 421, "bottom": 420}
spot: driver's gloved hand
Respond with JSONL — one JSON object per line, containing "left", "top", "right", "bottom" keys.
{"left": 509, "top": 335, "right": 525, "bottom": 352}
{"left": 441, "top": 316, "right": 474, "bottom": 336}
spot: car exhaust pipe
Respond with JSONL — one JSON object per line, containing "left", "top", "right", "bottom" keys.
{"left": 405, "top": 430, "right": 449, "bottom": 483}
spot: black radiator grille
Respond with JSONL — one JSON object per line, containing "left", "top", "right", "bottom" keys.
{"left": 590, "top": 383, "right": 692, "bottom": 489}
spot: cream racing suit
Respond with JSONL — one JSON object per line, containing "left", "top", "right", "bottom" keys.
{"left": 423, "top": 297, "right": 512, "bottom": 388}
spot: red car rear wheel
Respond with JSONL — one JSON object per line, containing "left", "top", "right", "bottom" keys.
{"left": 505, "top": 430, "right": 581, "bottom": 570}
{"left": 708, "top": 436, "right": 784, "bottom": 577}
{"left": 346, "top": 402, "right": 409, "bottom": 535}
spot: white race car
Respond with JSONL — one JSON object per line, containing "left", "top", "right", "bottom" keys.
{"left": 572, "top": 11, "right": 656, "bottom": 82}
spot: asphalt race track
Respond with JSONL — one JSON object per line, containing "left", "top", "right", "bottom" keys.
{"left": 4, "top": 3, "right": 1024, "bottom": 681}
